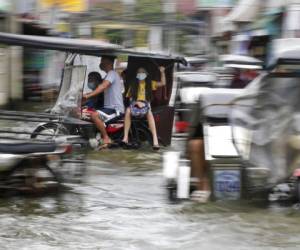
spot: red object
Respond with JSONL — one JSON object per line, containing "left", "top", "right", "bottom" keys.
{"left": 63, "top": 144, "right": 73, "bottom": 154}
{"left": 177, "top": 0, "right": 196, "bottom": 15}
{"left": 82, "top": 107, "right": 95, "bottom": 117}
{"left": 154, "top": 114, "right": 160, "bottom": 123}
{"left": 175, "top": 121, "right": 189, "bottom": 133}
{"left": 293, "top": 169, "right": 300, "bottom": 177}
{"left": 87, "top": 107, "right": 95, "bottom": 112}
{"left": 106, "top": 123, "right": 123, "bottom": 134}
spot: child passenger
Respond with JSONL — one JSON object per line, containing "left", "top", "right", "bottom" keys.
{"left": 85, "top": 72, "right": 103, "bottom": 109}
{"left": 121, "top": 66, "right": 166, "bottom": 150}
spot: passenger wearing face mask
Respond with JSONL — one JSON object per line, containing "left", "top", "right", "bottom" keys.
{"left": 86, "top": 72, "right": 103, "bottom": 109}
{"left": 121, "top": 66, "right": 166, "bottom": 150}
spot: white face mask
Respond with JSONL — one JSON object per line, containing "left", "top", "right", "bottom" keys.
{"left": 88, "top": 82, "right": 96, "bottom": 90}
{"left": 136, "top": 72, "right": 147, "bottom": 81}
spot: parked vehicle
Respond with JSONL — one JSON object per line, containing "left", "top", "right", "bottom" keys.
{"left": 177, "top": 56, "right": 209, "bottom": 71}
{"left": 219, "top": 54, "right": 263, "bottom": 70}
{"left": 0, "top": 32, "right": 186, "bottom": 148}
{"left": 164, "top": 39, "right": 300, "bottom": 203}
{"left": 0, "top": 136, "right": 85, "bottom": 195}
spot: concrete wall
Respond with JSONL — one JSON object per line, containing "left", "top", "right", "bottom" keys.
{"left": 9, "top": 46, "right": 23, "bottom": 100}
{"left": 0, "top": 12, "right": 23, "bottom": 106}
{"left": 0, "top": 46, "right": 23, "bottom": 106}
{"left": 0, "top": 48, "right": 9, "bottom": 105}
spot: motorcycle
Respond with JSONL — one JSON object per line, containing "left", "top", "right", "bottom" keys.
{"left": 0, "top": 32, "right": 186, "bottom": 149}
{"left": 0, "top": 138, "right": 85, "bottom": 196}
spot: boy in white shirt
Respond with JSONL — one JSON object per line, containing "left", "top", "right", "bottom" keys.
{"left": 83, "top": 56, "right": 124, "bottom": 148}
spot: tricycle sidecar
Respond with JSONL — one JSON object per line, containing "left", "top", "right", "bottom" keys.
{"left": 164, "top": 38, "right": 300, "bottom": 203}
{"left": 0, "top": 32, "right": 186, "bottom": 148}
{"left": 0, "top": 136, "right": 85, "bottom": 195}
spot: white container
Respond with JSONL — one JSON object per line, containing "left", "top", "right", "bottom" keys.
{"left": 177, "top": 164, "right": 191, "bottom": 199}
{"left": 163, "top": 151, "right": 180, "bottom": 179}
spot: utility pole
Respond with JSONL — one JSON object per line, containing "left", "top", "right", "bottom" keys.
{"left": 122, "top": 0, "right": 135, "bottom": 47}
{"left": 0, "top": 0, "right": 23, "bottom": 106}
{"left": 163, "top": 0, "right": 176, "bottom": 53}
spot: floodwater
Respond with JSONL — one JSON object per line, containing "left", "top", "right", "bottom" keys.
{"left": 0, "top": 145, "right": 300, "bottom": 250}
{"left": 0, "top": 103, "right": 300, "bottom": 249}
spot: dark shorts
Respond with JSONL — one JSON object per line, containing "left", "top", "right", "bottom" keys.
{"left": 190, "top": 123, "right": 203, "bottom": 139}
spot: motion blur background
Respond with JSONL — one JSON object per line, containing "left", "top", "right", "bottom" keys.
{"left": 1, "top": 2, "right": 300, "bottom": 249}
{"left": 0, "top": 0, "right": 298, "bottom": 105}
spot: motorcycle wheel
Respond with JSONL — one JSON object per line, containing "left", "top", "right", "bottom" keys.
{"left": 31, "top": 123, "right": 69, "bottom": 140}
{"left": 109, "top": 126, "right": 153, "bottom": 149}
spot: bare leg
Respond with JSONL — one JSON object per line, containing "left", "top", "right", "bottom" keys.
{"left": 122, "top": 108, "right": 131, "bottom": 143}
{"left": 91, "top": 112, "right": 111, "bottom": 144}
{"left": 187, "top": 139, "right": 209, "bottom": 191}
{"left": 146, "top": 111, "right": 159, "bottom": 146}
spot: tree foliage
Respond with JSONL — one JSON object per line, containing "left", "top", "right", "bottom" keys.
{"left": 135, "top": 0, "right": 163, "bottom": 22}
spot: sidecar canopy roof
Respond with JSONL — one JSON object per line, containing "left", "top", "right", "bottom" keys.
{"left": 0, "top": 32, "right": 186, "bottom": 64}
{"left": 176, "top": 72, "right": 217, "bottom": 83}
{"left": 269, "top": 38, "right": 300, "bottom": 69}
{"left": 220, "top": 54, "right": 263, "bottom": 69}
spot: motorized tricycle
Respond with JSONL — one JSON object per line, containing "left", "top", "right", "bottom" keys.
{"left": 172, "top": 72, "right": 217, "bottom": 137}
{"left": 171, "top": 54, "right": 262, "bottom": 139}
{"left": 163, "top": 39, "right": 300, "bottom": 203}
{"left": 0, "top": 135, "right": 86, "bottom": 195}
{"left": 0, "top": 32, "right": 186, "bottom": 148}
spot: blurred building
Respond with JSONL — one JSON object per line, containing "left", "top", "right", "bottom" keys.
{"left": 189, "top": 0, "right": 237, "bottom": 57}
{"left": 215, "top": 0, "right": 300, "bottom": 66}
{"left": 1, "top": 0, "right": 300, "bottom": 105}
{"left": 0, "top": 0, "right": 22, "bottom": 105}
{"left": 72, "top": 0, "right": 206, "bottom": 55}
{"left": 0, "top": 0, "right": 88, "bottom": 104}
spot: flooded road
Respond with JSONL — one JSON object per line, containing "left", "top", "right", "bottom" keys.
{"left": 0, "top": 103, "right": 300, "bottom": 249}
{"left": 0, "top": 146, "right": 300, "bottom": 250}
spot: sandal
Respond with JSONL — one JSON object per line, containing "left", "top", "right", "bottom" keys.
{"left": 152, "top": 145, "right": 160, "bottom": 151}
{"left": 97, "top": 140, "right": 113, "bottom": 150}
{"left": 190, "top": 190, "right": 211, "bottom": 203}
{"left": 97, "top": 143, "right": 111, "bottom": 150}
{"left": 120, "top": 141, "right": 131, "bottom": 149}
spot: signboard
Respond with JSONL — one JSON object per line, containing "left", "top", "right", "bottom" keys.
{"left": 213, "top": 169, "right": 241, "bottom": 200}
{"left": 41, "top": 0, "right": 87, "bottom": 12}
